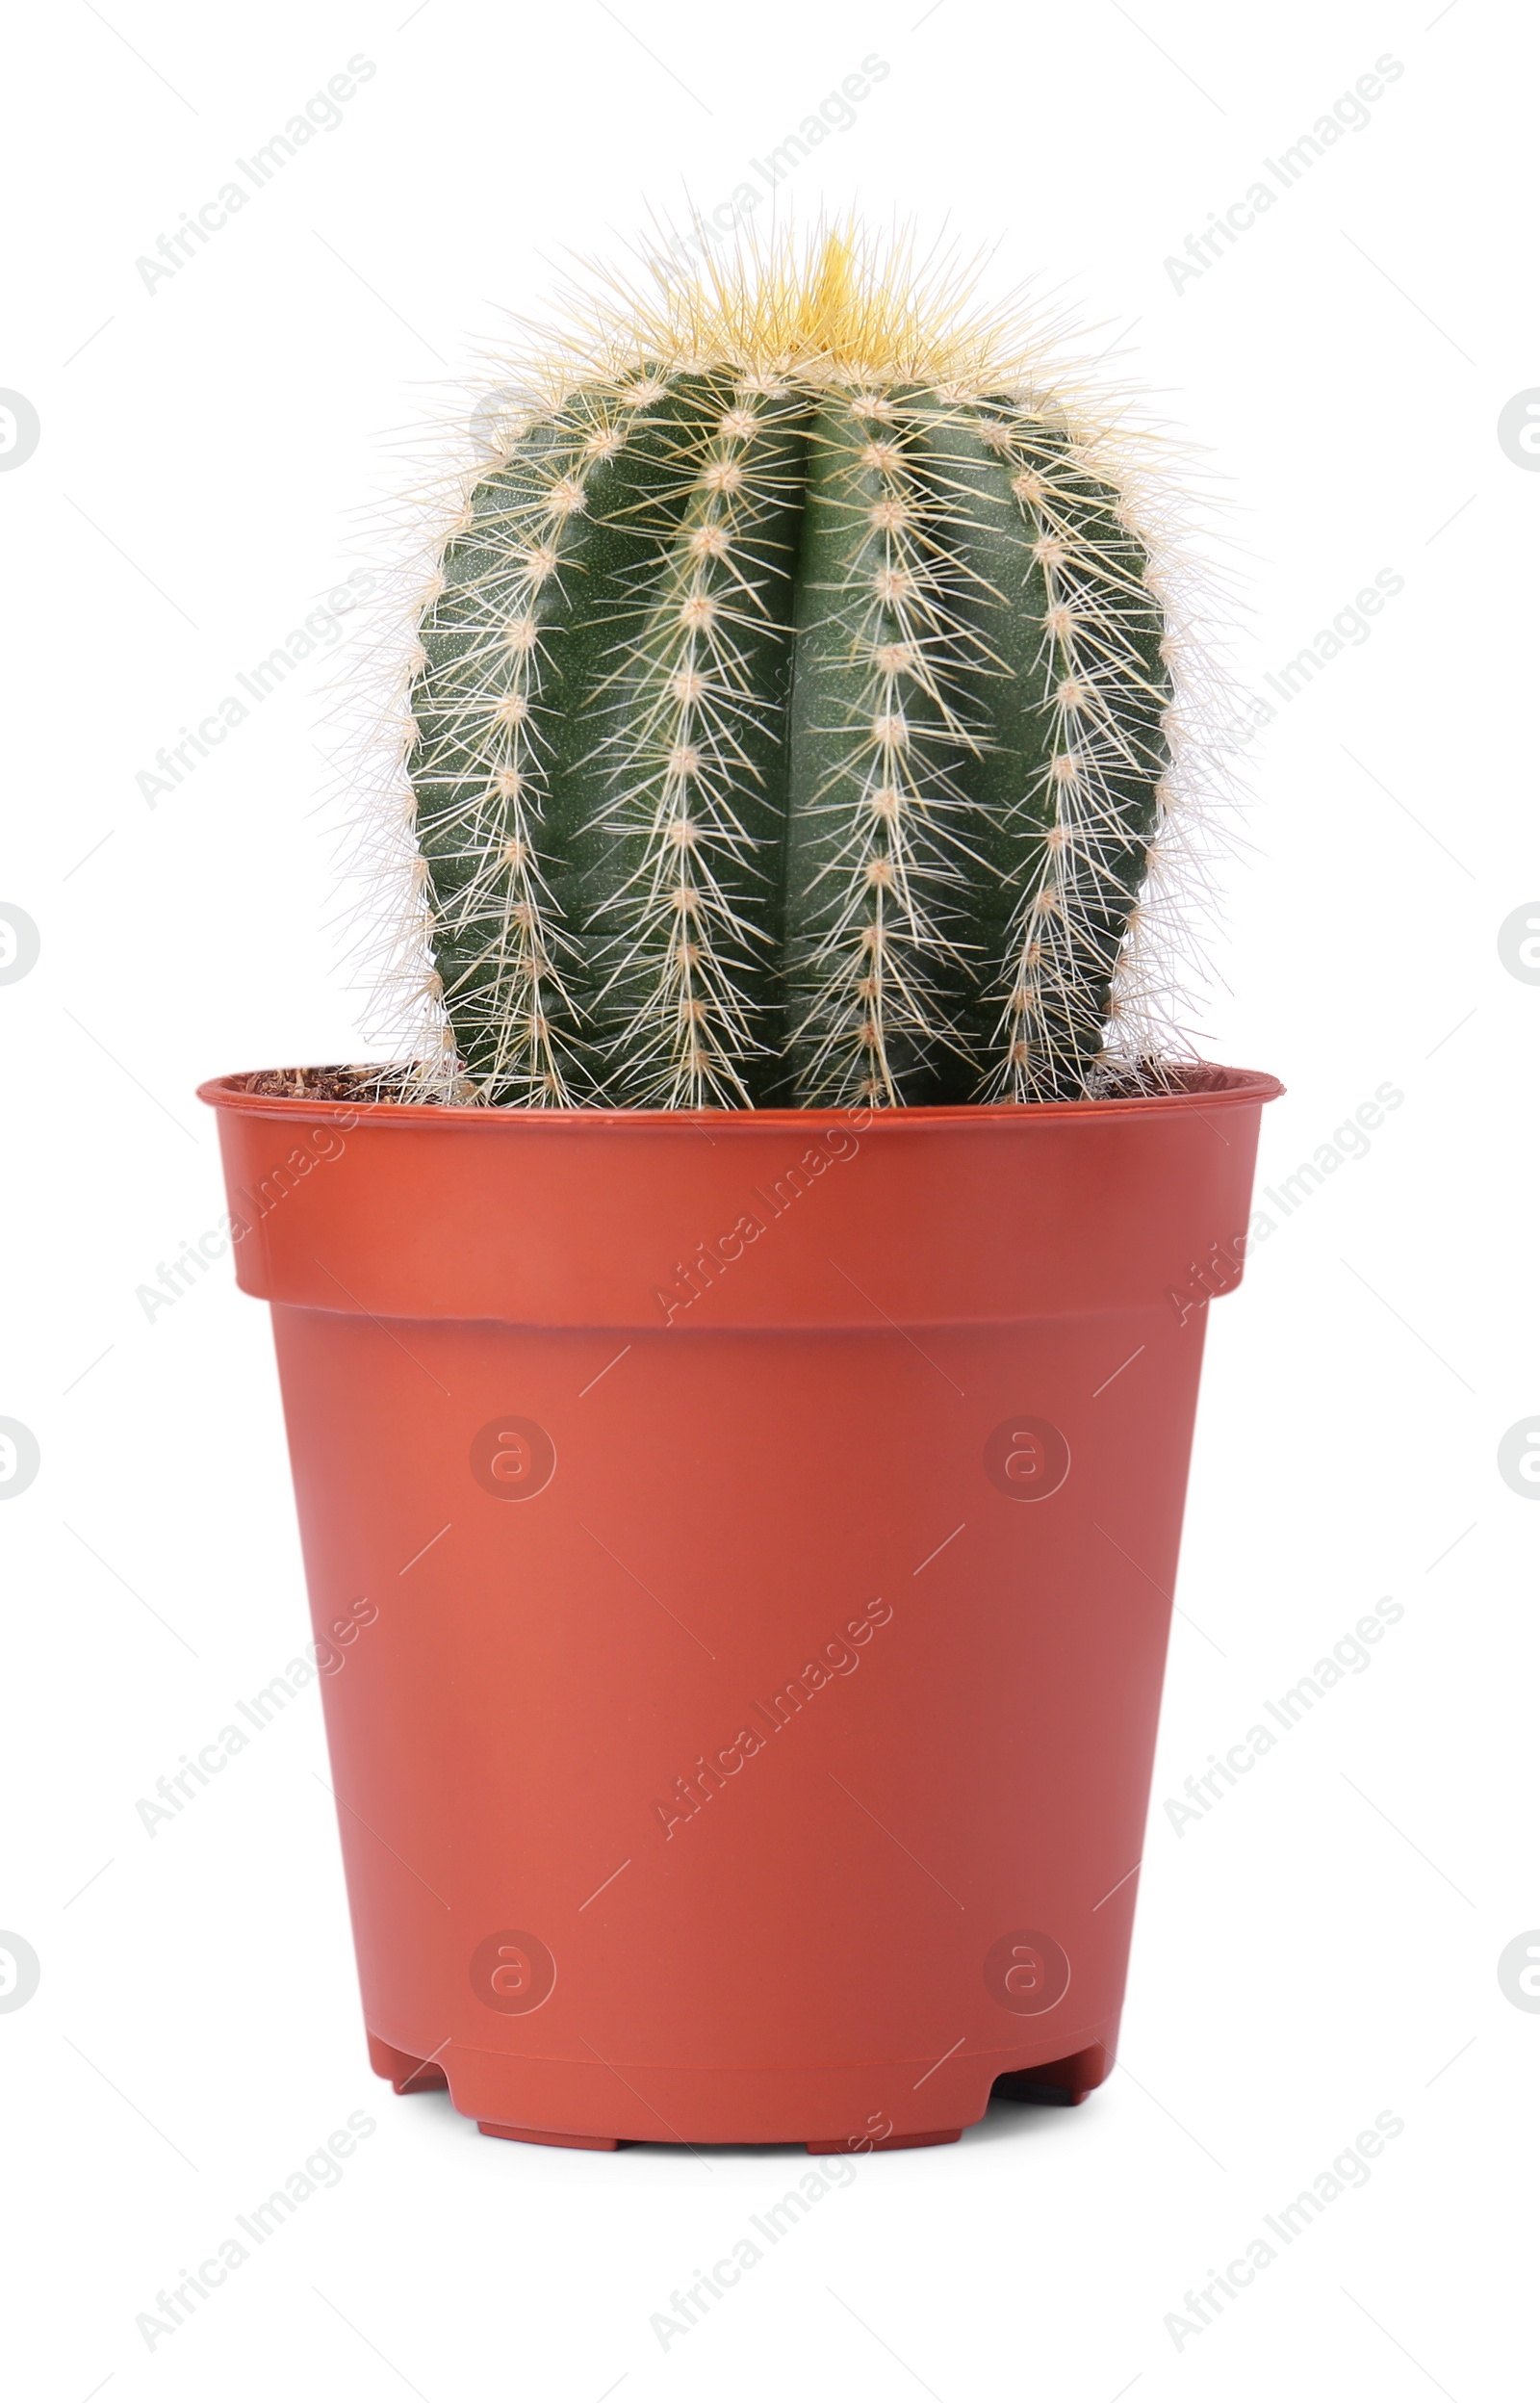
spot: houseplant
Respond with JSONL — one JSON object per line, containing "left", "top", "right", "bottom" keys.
{"left": 202, "top": 227, "right": 1279, "bottom": 2151}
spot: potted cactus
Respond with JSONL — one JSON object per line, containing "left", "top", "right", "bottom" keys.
{"left": 202, "top": 229, "right": 1278, "bottom": 2152}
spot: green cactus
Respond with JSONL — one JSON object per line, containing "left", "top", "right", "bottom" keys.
{"left": 400, "top": 231, "right": 1178, "bottom": 1109}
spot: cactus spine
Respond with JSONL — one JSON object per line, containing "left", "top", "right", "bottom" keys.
{"left": 401, "top": 232, "right": 1180, "bottom": 1109}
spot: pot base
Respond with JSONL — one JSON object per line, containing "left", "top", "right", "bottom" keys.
{"left": 804, "top": 2128, "right": 962, "bottom": 2154}
{"left": 367, "top": 2029, "right": 1112, "bottom": 2151}
{"left": 478, "top": 2121, "right": 623, "bottom": 2151}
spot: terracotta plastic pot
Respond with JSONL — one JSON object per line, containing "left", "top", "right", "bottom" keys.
{"left": 200, "top": 1064, "right": 1280, "bottom": 2152}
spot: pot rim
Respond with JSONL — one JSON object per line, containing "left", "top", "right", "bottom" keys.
{"left": 198, "top": 1060, "right": 1284, "bottom": 1132}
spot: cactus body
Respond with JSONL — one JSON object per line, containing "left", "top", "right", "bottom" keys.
{"left": 405, "top": 240, "right": 1175, "bottom": 1108}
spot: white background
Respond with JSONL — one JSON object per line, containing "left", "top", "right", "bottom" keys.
{"left": 2, "top": 1, "right": 1534, "bottom": 2396}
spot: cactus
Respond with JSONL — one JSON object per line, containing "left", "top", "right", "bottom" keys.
{"left": 397, "top": 229, "right": 1188, "bottom": 1109}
